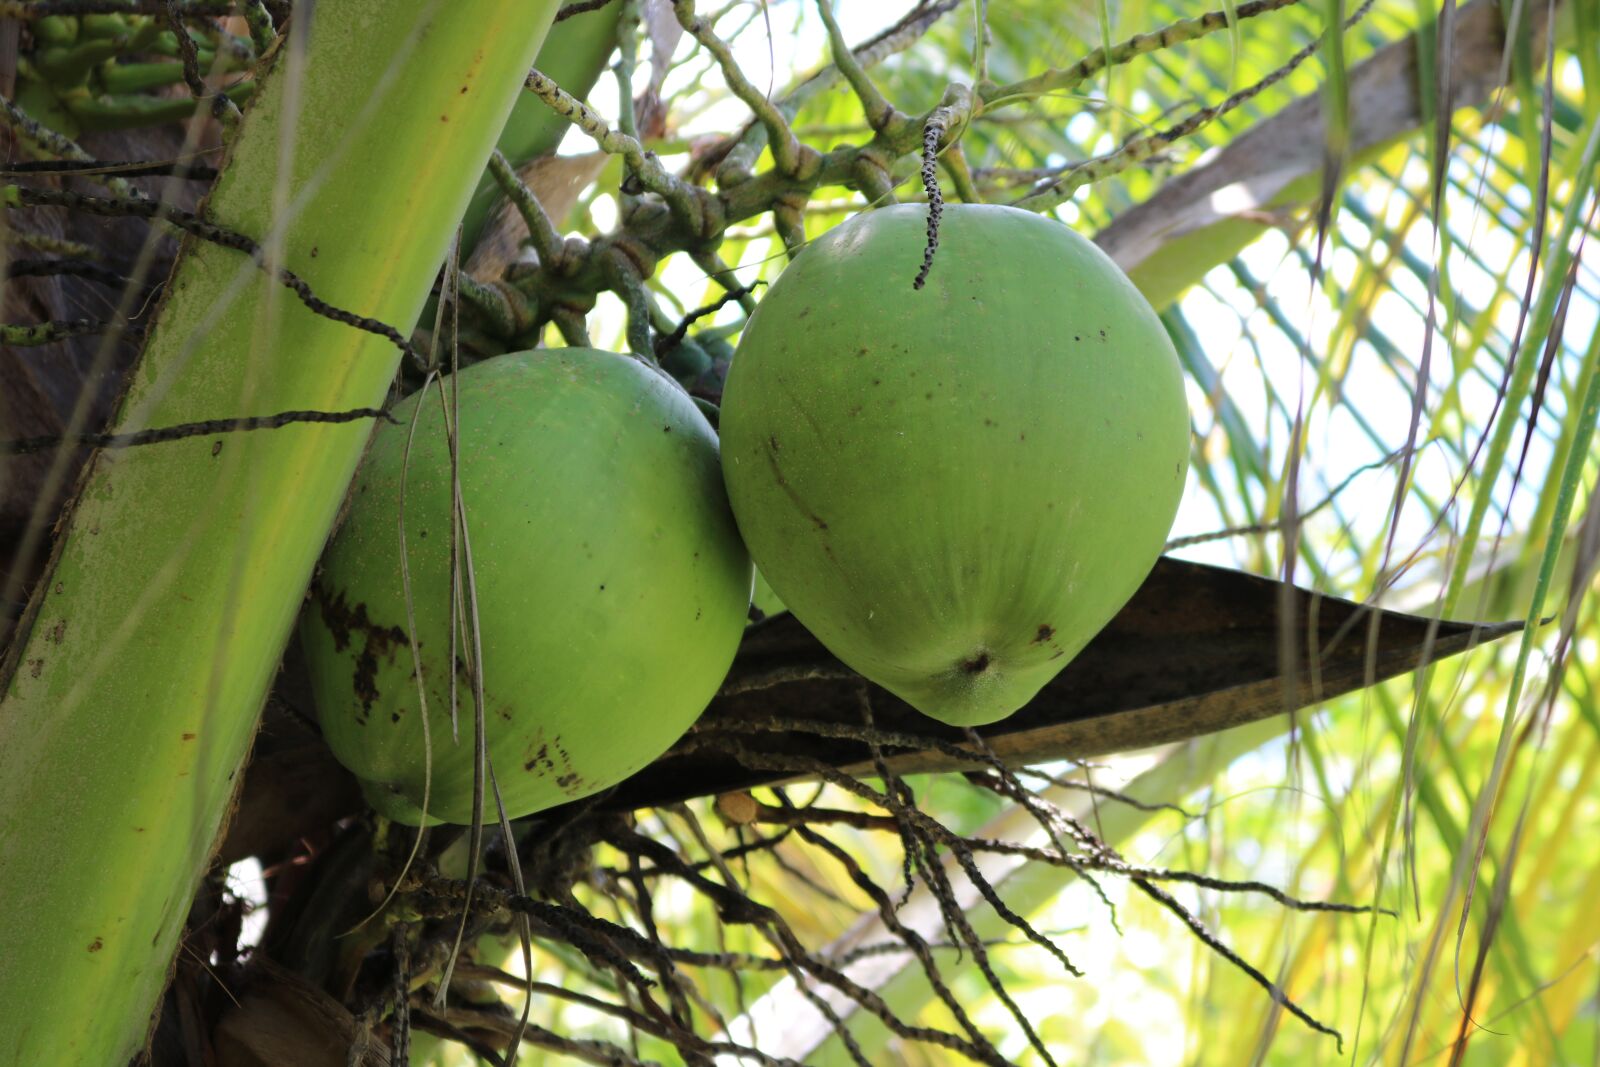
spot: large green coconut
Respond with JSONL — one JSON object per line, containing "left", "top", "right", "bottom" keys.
{"left": 719, "top": 205, "right": 1189, "bottom": 727}
{"left": 301, "top": 349, "right": 752, "bottom": 824}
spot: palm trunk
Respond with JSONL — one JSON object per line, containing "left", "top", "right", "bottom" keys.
{"left": 0, "top": 3, "right": 558, "bottom": 1061}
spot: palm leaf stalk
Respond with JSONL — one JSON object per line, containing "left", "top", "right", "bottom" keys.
{"left": 0, "top": 1, "right": 560, "bottom": 1061}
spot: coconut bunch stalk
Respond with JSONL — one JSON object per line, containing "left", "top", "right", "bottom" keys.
{"left": 0, "top": 1, "right": 560, "bottom": 1061}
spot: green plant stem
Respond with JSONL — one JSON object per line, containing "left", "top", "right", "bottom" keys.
{"left": 66, "top": 79, "right": 255, "bottom": 130}
{"left": 486, "top": 149, "right": 564, "bottom": 265}
{"left": 1442, "top": 117, "right": 1600, "bottom": 615}
{"left": 1014, "top": 0, "right": 1375, "bottom": 213}
{"left": 673, "top": 0, "right": 804, "bottom": 175}
{"left": 979, "top": 0, "right": 1305, "bottom": 110}
{"left": 98, "top": 52, "right": 243, "bottom": 94}
{"left": 614, "top": 0, "right": 641, "bottom": 140}
{"left": 241, "top": 0, "right": 275, "bottom": 51}
{"left": 0, "top": 317, "right": 110, "bottom": 345}
{"left": 816, "top": 0, "right": 897, "bottom": 132}
{"left": 523, "top": 65, "right": 709, "bottom": 228}
{"left": 712, "top": 0, "right": 958, "bottom": 183}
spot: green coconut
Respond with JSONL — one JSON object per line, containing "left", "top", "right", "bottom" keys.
{"left": 719, "top": 204, "right": 1189, "bottom": 727}
{"left": 301, "top": 349, "right": 752, "bottom": 824}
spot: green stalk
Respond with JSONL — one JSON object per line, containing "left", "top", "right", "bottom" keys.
{"left": 0, "top": 1, "right": 558, "bottom": 1062}
{"left": 68, "top": 80, "right": 256, "bottom": 130}
{"left": 1441, "top": 115, "right": 1600, "bottom": 615}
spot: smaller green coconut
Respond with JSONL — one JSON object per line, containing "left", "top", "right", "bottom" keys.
{"left": 301, "top": 349, "right": 752, "bottom": 824}
{"left": 719, "top": 205, "right": 1190, "bottom": 727}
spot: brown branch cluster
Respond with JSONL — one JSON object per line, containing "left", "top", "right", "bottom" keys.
{"left": 279, "top": 709, "right": 1368, "bottom": 1067}
{"left": 456, "top": 0, "right": 1321, "bottom": 359}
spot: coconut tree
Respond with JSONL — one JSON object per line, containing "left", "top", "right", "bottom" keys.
{"left": 0, "top": 0, "right": 1594, "bottom": 1063}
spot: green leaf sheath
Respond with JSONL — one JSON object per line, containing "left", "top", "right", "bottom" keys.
{"left": 0, "top": 2, "right": 558, "bottom": 1062}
